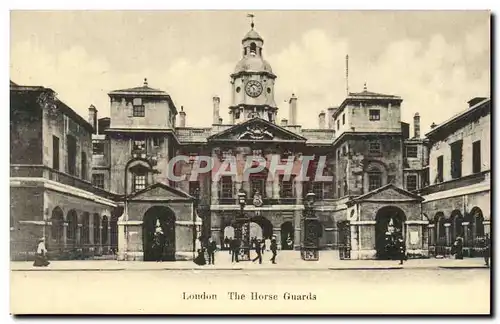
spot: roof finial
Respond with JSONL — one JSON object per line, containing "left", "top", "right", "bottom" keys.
{"left": 144, "top": 78, "right": 148, "bottom": 87}
{"left": 247, "top": 13, "right": 255, "bottom": 29}
{"left": 363, "top": 82, "right": 367, "bottom": 92}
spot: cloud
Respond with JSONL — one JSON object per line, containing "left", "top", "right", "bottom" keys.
{"left": 10, "top": 24, "right": 489, "bottom": 136}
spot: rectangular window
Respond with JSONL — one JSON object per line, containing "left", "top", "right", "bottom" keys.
{"left": 132, "top": 139, "right": 146, "bottom": 153}
{"left": 66, "top": 135, "right": 77, "bottom": 176}
{"left": 437, "top": 155, "right": 443, "bottom": 183}
{"left": 189, "top": 181, "right": 200, "bottom": 197}
{"left": 81, "top": 152, "right": 87, "bottom": 180}
{"left": 220, "top": 176, "right": 233, "bottom": 199}
{"left": 406, "top": 145, "right": 418, "bottom": 158}
{"left": 369, "top": 109, "right": 380, "bottom": 121}
{"left": 279, "top": 175, "right": 295, "bottom": 198}
{"left": 368, "top": 173, "right": 382, "bottom": 191}
{"left": 369, "top": 141, "right": 381, "bottom": 155}
{"left": 92, "top": 174, "right": 105, "bottom": 189}
{"left": 92, "top": 140, "right": 104, "bottom": 155}
{"left": 472, "top": 140, "right": 481, "bottom": 173}
{"left": 342, "top": 113, "right": 345, "bottom": 125}
{"left": 133, "top": 174, "right": 147, "bottom": 191}
{"left": 132, "top": 98, "right": 145, "bottom": 117}
{"left": 342, "top": 145, "right": 347, "bottom": 155}
{"left": 52, "top": 136, "right": 60, "bottom": 170}
{"left": 252, "top": 149, "right": 262, "bottom": 157}
{"left": 450, "top": 140, "right": 463, "bottom": 179}
{"left": 222, "top": 150, "right": 233, "bottom": 161}
{"left": 152, "top": 137, "right": 163, "bottom": 147}
{"left": 406, "top": 174, "right": 417, "bottom": 191}
{"left": 337, "top": 120, "right": 340, "bottom": 130}
{"left": 312, "top": 182, "right": 324, "bottom": 200}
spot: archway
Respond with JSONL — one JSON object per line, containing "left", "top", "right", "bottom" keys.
{"left": 249, "top": 215, "right": 273, "bottom": 239}
{"left": 375, "top": 206, "right": 406, "bottom": 260}
{"left": 280, "top": 221, "right": 294, "bottom": 250}
{"left": 250, "top": 222, "right": 263, "bottom": 239}
{"left": 67, "top": 210, "right": 78, "bottom": 245}
{"left": 51, "top": 207, "right": 64, "bottom": 244}
{"left": 450, "top": 210, "right": 464, "bottom": 240}
{"left": 143, "top": 206, "right": 176, "bottom": 262}
{"left": 223, "top": 225, "right": 235, "bottom": 239}
{"left": 470, "top": 207, "right": 484, "bottom": 247}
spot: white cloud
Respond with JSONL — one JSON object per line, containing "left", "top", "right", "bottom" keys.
{"left": 10, "top": 24, "right": 489, "bottom": 136}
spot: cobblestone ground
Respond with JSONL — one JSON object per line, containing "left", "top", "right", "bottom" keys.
{"left": 11, "top": 268, "right": 490, "bottom": 314}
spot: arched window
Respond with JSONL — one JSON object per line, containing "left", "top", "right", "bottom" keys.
{"left": 67, "top": 210, "right": 78, "bottom": 242}
{"left": 51, "top": 207, "right": 64, "bottom": 243}
{"left": 368, "top": 167, "right": 382, "bottom": 191}
{"left": 250, "top": 42, "right": 257, "bottom": 54}
{"left": 451, "top": 210, "right": 464, "bottom": 240}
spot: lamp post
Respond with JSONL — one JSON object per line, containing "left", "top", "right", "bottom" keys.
{"left": 301, "top": 190, "right": 319, "bottom": 261}
{"left": 236, "top": 189, "right": 250, "bottom": 261}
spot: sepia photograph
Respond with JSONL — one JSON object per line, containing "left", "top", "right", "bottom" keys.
{"left": 8, "top": 9, "right": 491, "bottom": 315}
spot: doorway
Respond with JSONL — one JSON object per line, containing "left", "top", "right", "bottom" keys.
{"left": 375, "top": 206, "right": 406, "bottom": 260}
{"left": 143, "top": 206, "right": 176, "bottom": 261}
{"left": 280, "top": 221, "right": 294, "bottom": 250}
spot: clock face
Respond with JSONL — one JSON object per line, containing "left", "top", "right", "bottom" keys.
{"left": 245, "top": 80, "right": 263, "bottom": 97}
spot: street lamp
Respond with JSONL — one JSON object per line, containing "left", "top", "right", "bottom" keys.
{"left": 301, "top": 189, "right": 319, "bottom": 261}
{"left": 236, "top": 189, "right": 250, "bottom": 261}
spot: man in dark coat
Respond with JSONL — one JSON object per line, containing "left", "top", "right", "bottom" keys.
{"left": 252, "top": 239, "right": 263, "bottom": 264}
{"left": 270, "top": 236, "right": 278, "bottom": 264}
{"left": 206, "top": 237, "right": 217, "bottom": 265}
{"left": 452, "top": 237, "right": 464, "bottom": 259}
{"left": 483, "top": 234, "right": 490, "bottom": 267}
{"left": 394, "top": 235, "right": 406, "bottom": 265}
{"left": 224, "top": 236, "right": 230, "bottom": 250}
{"left": 231, "top": 238, "right": 240, "bottom": 263}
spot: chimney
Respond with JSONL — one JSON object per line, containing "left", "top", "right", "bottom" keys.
{"left": 413, "top": 112, "right": 420, "bottom": 138}
{"left": 281, "top": 118, "right": 288, "bottom": 127}
{"left": 178, "top": 106, "right": 186, "bottom": 127}
{"left": 288, "top": 93, "right": 297, "bottom": 125}
{"left": 467, "top": 97, "right": 487, "bottom": 108}
{"left": 88, "top": 105, "right": 97, "bottom": 134}
{"left": 318, "top": 110, "right": 326, "bottom": 129}
{"left": 327, "top": 107, "right": 338, "bottom": 129}
{"left": 213, "top": 96, "right": 220, "bottom": 124}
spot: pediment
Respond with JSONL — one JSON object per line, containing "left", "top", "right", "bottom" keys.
{"left": 349, "top": 184, "right": 424, "bottom": 205}
{"left": 128, "top": 182, "right": 192, "bottom": 201}
{"left": 208, "top": 117, "right": 306, "bottom": 142}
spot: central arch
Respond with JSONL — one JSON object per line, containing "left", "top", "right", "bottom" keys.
{"left": 375, "top": 206, "right": 406, "bottom": 260}
{"left": 248, "top": 215, "right": 273, "bottom": 239}
{"left": 142, "top": 206, "right": 176, "bottom": 262}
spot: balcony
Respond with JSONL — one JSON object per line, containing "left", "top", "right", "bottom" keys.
{"left": 418, "top": 170, "right": 490, "bottom": 196}
{"left": 10, "top": 164, "right": 115, "bottom": 200}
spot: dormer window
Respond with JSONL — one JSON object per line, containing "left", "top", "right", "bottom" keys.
{"left": 133, "top": 98, "right": 145, "bottom": 117}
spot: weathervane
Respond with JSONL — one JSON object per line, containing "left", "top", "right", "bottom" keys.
{"left": 247, "top": 13, "right": 255, "bottom": 29}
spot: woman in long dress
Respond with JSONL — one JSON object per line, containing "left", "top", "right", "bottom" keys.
{"left": 193, "top": 237, "right": 206, "bottom": 266}
{"left": 33, "top": 237, "right": 50, "bottom": 267}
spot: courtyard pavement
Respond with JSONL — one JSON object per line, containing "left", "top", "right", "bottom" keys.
{"left": 10, "top": 251, "right": 489, "bottom": 271}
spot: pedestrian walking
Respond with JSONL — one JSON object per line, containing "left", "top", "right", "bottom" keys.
{"left": 261, "top": 239, "right": 266, "bottom": 255}
{"left": 207, "top": 237, "right": 217, "bottom": 265}
{"left": 483, "top": 234, "right": 490, "bottom": 267}
{"left": 452, "top": 237, "right": 464, "bottom": 260}
{"left": 252, "top": 239, "right": 262, "bottom": 264}
{"left": 193, "top": 237, "right": 206, "bottom": 266}
{"left": 33, "top": 237, "right": 50, "bottom": 267}
{"left": 270, "top": 236, "right": 278, "bottom": 264}
{"left": 224, "top": 236, "right": 230, "bottom": 250}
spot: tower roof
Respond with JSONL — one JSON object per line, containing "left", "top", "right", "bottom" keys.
{"left": 233, "top": 55, "right": 274, "bottom": 75}
{"left": 242, "top": 29, "right": 264, "bottom": 43}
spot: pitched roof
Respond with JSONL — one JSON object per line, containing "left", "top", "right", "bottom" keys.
{"left": 348, "top": 183, "right": 424, "bottom": 205}
{"left": 347, "top": 90, "right": 400, "bottom": 99}
{"left": 127, "top": 182, "right": 193, "bottom": 200}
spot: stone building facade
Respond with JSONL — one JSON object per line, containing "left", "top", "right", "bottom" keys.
{"left": 10, "top": 82, "right": 117, "bottom": 261}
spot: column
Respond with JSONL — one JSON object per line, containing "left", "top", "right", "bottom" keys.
{"left": 273, "top": 227, "right": 281, "bottom": 250}
{"left": 272, "top": 176, "right": 280, "bottom": 200}
{"left": 242, "top": 181, "right": 250, "bottom": 194}
{"left": 483, "top": 220, "right": 490, "bottom": 235}
{"left": 295, "top": 179, "right": 303, "bottom": 204}
{"left": 462, "top": 221, "right": 470, "bottom": 247}
{"left": 117, "top": 220, "right": 127, "bottom": 260}
{"left": 444, "top": 223, "right": 451, "bottom": 246}
{"left": 265, "top": 178, "right": 273, "bottom": 199}
{"left": 293, "top": 209, "right": 301, "bottom": 250}
{"left": 234, "top": 180, "right": 242, "bottom": 198}
{"left": 211, "top": 179, "right": 219, "bottom": 205}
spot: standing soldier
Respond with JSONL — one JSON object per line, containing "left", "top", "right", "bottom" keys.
{"left": 206, "top": 237, "right": 217, "bottom": 265}
{"left": 270, "top": 235, "right": 278, "bottom": 264}
{"left": 231, "top": 237, "right": 240, "bottom": 263}
{"left": 483, "top": 233, "right": 490, "bottom": 267}
{"left": 395, "top": 234, "right": 406, "bottom": 265}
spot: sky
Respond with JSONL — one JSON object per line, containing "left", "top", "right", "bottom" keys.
{"left": 10, "top": 11, "right": 490, "bottom": 134}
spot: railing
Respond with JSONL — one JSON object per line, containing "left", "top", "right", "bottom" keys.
{"left": 10, "top": 164, "right": 116, "bottom": 200}
{"left": 418, "top": 170, "right": 490, "bottom": 196}
{"left": 11, "top": 241, "right": 117, "bottom": 261}
{"left": 430, "top": 236, "right": 487, "bottom": 258}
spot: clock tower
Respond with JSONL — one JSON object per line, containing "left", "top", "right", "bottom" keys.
{"left": 229, "top": 18, "right": 278, "bottom": 124}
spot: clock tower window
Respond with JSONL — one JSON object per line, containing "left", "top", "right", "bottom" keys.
{"left": 250, "top": 42, "right": 257, "bottom": 55}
